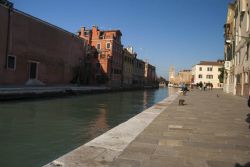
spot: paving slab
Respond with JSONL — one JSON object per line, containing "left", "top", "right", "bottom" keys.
{"left": 110, "top": 89, "right": 250, "bottom": 167}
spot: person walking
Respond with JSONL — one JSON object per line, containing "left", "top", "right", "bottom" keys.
{"left": 199, "top": 82, "right": 203, "bottom": 91}
{"left": 203, "top": 82, "right": 206, "bottom": 91}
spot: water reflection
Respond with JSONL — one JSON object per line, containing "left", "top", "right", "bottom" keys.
{"left": 0, "top": 88, "right": 175, "bottom": 167}
{"left": 87, "top": 104, "right": 109, "bottom": 139}
{"left": 143, "top": 91, "right": 148, "bottom": 109}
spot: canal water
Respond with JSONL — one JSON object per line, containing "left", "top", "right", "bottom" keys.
{"left": 0, "top": 87, "right": 177, "bottom": 167}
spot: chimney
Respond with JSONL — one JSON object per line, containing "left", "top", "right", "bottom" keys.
{"left": 80, "top": 27, "right": 85, "bottom": 36}
{"left": 92, "top": 25, "right": 98, "bottom": 31}
{"left": 92, "top": 25, "right": 100, "bottom": 38}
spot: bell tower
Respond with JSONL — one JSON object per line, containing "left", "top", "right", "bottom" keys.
{"left": 169, "top": 65, "right": 175, "bottom": 84}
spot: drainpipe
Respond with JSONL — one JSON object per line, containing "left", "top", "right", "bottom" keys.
{"left": 5, "top": 3, "right": 13, "bottom": 68}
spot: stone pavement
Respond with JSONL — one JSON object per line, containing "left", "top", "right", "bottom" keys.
{"left": 110, "top": 89, "right": 250, "bottom": 167}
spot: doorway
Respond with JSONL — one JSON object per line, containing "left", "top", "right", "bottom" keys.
{"left": 29, "top": 62, "right": 38, "bottom": 79}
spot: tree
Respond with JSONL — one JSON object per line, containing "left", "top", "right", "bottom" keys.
{"left": 218, "top": 67, "right": 224, "bottom": 83}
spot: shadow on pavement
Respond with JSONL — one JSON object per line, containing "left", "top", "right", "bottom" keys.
{"left": 246, "top": 113, "right": 250, "bottom": 129}
{"left": 235, "top": 162, "right": 250, "bottom": 167}
{"left": 248, "top": 96, "right": 250, "bottom": 107}
{"left": 247, "top": 96, "right": 250, "bottom": 129}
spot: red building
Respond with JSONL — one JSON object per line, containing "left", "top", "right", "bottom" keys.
{"left": 0, "top": 3, "right": 87, "bottom": 85}
{"left": 78, "top": 26, "right": 123, "bottom": 87}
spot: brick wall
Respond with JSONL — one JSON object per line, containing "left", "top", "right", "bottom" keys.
{"left": 0, "top": 5, "right": 86, "bottom": 85}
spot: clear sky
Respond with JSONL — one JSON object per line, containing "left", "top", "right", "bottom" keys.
{"left": 11, "top": 0, "right": 233, "bottom": 79}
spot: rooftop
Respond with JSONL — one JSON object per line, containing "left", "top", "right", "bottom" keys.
{"left": 179, "top": 69, "right": 191, "bottom": 72}
{"left": 197, "top": 61, "right": 223, "bottom": 66}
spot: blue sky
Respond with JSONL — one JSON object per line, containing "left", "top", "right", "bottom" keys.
{"left": 11, "top": 0, "right": 232, "bottom": 79}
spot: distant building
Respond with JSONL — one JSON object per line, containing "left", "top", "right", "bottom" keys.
{"left": 133, "top": 58, "right": 145, "bottom": 87}
{"left": 122, "top": 47, "right": 136, "bottom": 87}
{"left": 144, "top": 60, "right": 156, "bottom": 86}
{"left": 168, "top": 66, "right": 191, "bottom": 85}
{"left": 192, "top": 61, "right": 223, "bottom": 88}
{"left": 177, "top": 70, "right": 192, "bottom": 84}
{"left": 79, "top": 26, "right": 123, "bottom": 87}
{"left": 169, "top": 65, "right": 175, "bottom": 84}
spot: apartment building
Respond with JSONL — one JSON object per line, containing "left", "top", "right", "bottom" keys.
{"left": 79, "top": 26, "right": 123, "bottom": 87}
{"left": 224, "top": 0, "right": 250, "bottom": 97}
{"left": 122, "top": 47, "right": 136, "bottom": 87}
{"left": 144, "top": 61, "right": 156, "bottom": 86}
{"left": 133, "top": 58, "right": 145, "bottom": 87}
{"left": 192, "top": 61, "right": 223, "bottom": 88}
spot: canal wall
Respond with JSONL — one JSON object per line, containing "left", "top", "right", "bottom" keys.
{"left": 0, "top": 85, "right": 159, "bottom": 101}
{"left": 43, "top": 92, "right": 179, "bottom": 167}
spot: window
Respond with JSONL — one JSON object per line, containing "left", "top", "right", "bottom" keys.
{"left": 84, "top": 31, "right": 89, "bottom": 36}
{"left": 198, "top": 74, "right": 202, "bottom": 78}
{"left": 238, "top": 52, "right": 240, "bottom": 64}
{"left": 199, "top": 67, "right": 202, "bottom": 71}
{"left": 245, "top": 72, "right": 249, "bottom": 83}
{"left": 247, "top": 44, "right": 249, "bottom": 61}
{"left": 106, "top": 42, "right": 111, "bottom": 49}
{"left": 97, "top": 43, "right": 101, "bottom": 50}
{"left": 7, "top": 55, "right": 16, "bottom": 70}
{"left": 100, "top": 54, "right": 106, "bottom": 59}
{"left": 235, "top": 53, "right": 237, "bottom": 65}
{"left": 207, "top": 67, "right": 212, "bottom": 71}
{"left": 236, "top": 74, "right": 241, "bottom": 84}
{"left": 206, "top": 75, "right": 213, "bottom": 79}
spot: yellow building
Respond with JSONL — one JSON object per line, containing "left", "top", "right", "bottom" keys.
{"left": 177, "top": 70, "right": 192, "bottom": 84}
{"left": 122, "top": 47, "right": 135, "bottom": 87}
{"left": 168, "top": 66, "right": 192, "bottom": 86}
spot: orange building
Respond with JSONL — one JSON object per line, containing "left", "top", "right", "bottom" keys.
{"left": 78, "top": 26, "right": 123, "bottom": 87}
